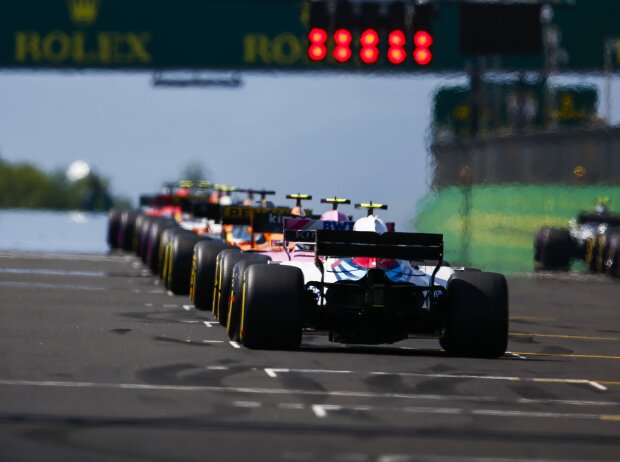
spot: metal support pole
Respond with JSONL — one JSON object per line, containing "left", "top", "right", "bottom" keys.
{"left": 604, "top": 39, "right": 614, "bottom": 125}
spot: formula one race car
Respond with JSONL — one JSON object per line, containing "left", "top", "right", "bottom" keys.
{"left": 534, "top": 199, "right": 620, "bottom": 276}
{"left": 226, "top": 203, "right": 509, "bottom": 358}
{"left": 216, "top": 197, "right": 354, "bottom": 335}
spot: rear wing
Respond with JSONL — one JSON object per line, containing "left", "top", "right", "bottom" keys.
{"left": 149, "top": 194, "right": 180, "bottom": 207}
{"left": 577, "top": 212, "right": 620, "bottom": 227}
{"left": 191, "top": 201, "right": 222, "bottom": 220}
{"left": 315, "top": 230, "right": 443, "bottom": 262}
{"left": 252, "top": 211, "right": 296, "bottom": 233}
{"left": 220, "top": 205, "right": 291, "bottom": 226}
{"left": 139, "top": 195, "right": 154, "bottom": 207}
{"left": 284, "top": 219, "right": 356, "bottom": 243}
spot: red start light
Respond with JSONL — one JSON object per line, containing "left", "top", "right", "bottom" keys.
{"left": 387, "top": 47, "right": 406, "bottom": 65}
{"left": 334, "top": 29, "right": 352, "bottom": 46}
{"left": 333, "top": 45, "right": 352, "bottom": 63}
{"left": 414, "top": 31, "right": 433, "bottom": 48}
{"left": 360, "top": 29, "right": 379, "bottom": 47}
{"left": 360, "top": 47, "right": 379, "bottom": 64}
{"left": 413, "top": 47, "right": 432, "bottom": 65}
{"left": 308, "top": 44, "right": 327, "bottom": 61}
{"left": 308, "top": 28, "right": 328, "bottom": 44}
{"left": 388, "top": 30, "right": 406, "bottom": 47}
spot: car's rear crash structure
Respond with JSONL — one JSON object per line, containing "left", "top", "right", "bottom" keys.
{"left": 236, "top": 229, "right": 509, "bottom": 358}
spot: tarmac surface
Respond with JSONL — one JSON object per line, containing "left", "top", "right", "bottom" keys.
{"left": 1, "top": 251, "right": 619, "bottom": 462}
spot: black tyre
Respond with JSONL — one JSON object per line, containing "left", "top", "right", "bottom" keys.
{"left": 160, "top": 227, "right": 192, "bottom": 284}
{"left": 588, "top": 234, "right": 608, "bottom": 273}
{"left": 190, "top": 239, "right": 229, "bottom": 310}
{"left": 604, "top": 230, "right": 620, "bottom": 277}
{"left": 132, "top": 214, "right": 147, "bottom": 254}
{"left": 440, "top": 271, "right": 508, "bottom": 359}
{"left": 240, "top": 264, "right": 304, "bottom": 350}
{"left": 146, "top": 218, "right": 177, "bottom": 274}
{"left": 118, "top": 210, "right": 139, "bottom": 252}
{"left": 106, "top": 209, "right": 123, "bottom": 249}
{"left": 167, "top": 233, "right": 207, "bottom": 295}
{"left": 535, "top": 227, "right": 572, "bottom": 271}
{"left": 213, "top": 249, "right": 244, "bottom": 325}
{"left": 136, "top": 215, "right": 156, "bottom": 261}
{"left": 227, "top": 254, "right": 272, "bottom": 341}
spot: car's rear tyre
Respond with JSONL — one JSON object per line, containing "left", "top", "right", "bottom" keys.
{"left": 137, "top": 216, "right": 156, "bottom": 261}
{"left": 605, "top": 230, "right": 620, "bottom": 277}
{"left": 190, "top": 240, "right": 229, "bottom": 310}
{"left": 240, "top": 264, "right": 304, "bottom": 350}
{"left": 227, "top": 254, "right": 272, "bottom": 341}
{"left": 118, "top": 210, "right": 139, "bottom": 251}
{"left": 168, "top": 233, "right": 208, "bottom": 295}
{"left": 535, "top": 227, "right": 572, "bottom": 271}
{"left": 588, "top": 234, "right": 608, "bottom": 273}
{"left": 132, "top": 214, "right": 147, "bottom": 255}
{"left": 106, "top": 209, "right": 123, "bottom": 249}
{"left": 213, "top": 249, "right": 244, "bottom": 324}
{"left": 159, "top": 227, "right": 189, "bottom": 282}
{"left": 146, "top": 219, "right": 177, "bottom": 274}
{"left": 440, "top": 271, "right": 508, "bottom": 359}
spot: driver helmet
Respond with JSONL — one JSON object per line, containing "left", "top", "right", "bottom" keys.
{"left": 353, "top": 215, "right": 388, "bottom": 234}
{"left": 320, "top": 209, "right": 348, "bottom": 222}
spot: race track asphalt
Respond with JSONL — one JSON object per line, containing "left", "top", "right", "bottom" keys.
{"left": 1, "top": 251, "right": 619, "bottom": 462}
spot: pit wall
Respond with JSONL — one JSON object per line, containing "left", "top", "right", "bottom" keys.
{"left": 414, "top": 185, "right": 620, "bottom": 273}
{"left": 431, "top": 127, "right": 620, "bottom": 187}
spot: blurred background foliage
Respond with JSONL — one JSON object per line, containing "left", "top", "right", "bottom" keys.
{"left": 0, "top": 156, "right": 129, "bottom": 211}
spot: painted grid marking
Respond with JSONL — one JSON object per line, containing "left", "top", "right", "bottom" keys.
{"left": 1, "top": 379, "right": 615, "bottom": 407}
{"left": 262, "top": 368, "right": 609, "bottom": 391}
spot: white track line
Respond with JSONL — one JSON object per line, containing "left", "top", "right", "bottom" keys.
{"left": 265, "top": 368, "right": 353, "bottom": 378}
{"left": 233, "top": 401, "right": 261, "bottom": 408}
{"left": 0, "top": 379, "right": 616, "bottom": 407}
{"left": 310, "top": 403, "right": 615, "bottom": 422}
{"left": 262, "top": 367, "right": 608, "bottom": 392}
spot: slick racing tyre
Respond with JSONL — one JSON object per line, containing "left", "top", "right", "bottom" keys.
{"left": 159, "top": 227, "right": 190, "bottom": 283}
{"left": 167, "top": 233, "right": 209, "bottom": 295}
{"left": 118, "top": 210, "right": 139, "bottom": 252}
{"left": 227, "top": 254, "right": 272, "bottom": 341}
{"left": 213, "top": 249, "right": 244, "bottom": 325}
{"left": 146, "top": 219, "right": 177, "bottom": 275}
{"left": 240, "top": 264, "right": 304, "bottom": 350}
{"left": 190, "top": 239, "right": 229, "bottom": 311}
{"left": 535, "top": 227, "right": 572, "bottom": 271}
{"left": 106, "top": 209, "right": 123, "bottom": 250}
{"left": 604, "top": 230, "right": 620, "bottom": 277}
{"left": 132, "top": 213, "right": 147, "bottom": 255}
{"left": 587, "top": 234, "right": 608, "bottom": 274}
{"left": 440, "top": 271, "right": 508, "bottom": 359}
{"left": 136, "top": 215, "right": 156, "bottom": 261}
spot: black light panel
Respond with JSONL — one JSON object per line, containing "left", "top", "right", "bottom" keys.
{"left": 459, "top": 3, "right": 542, "bottom": 55}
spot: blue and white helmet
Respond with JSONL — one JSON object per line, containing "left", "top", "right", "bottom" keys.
{"left": 353, "top": 215, "right": 388, "bottom": 234}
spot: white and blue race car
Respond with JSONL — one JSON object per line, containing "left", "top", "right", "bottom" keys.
{"left": 232, "top": 203, "right": 509, "bottom": 358}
